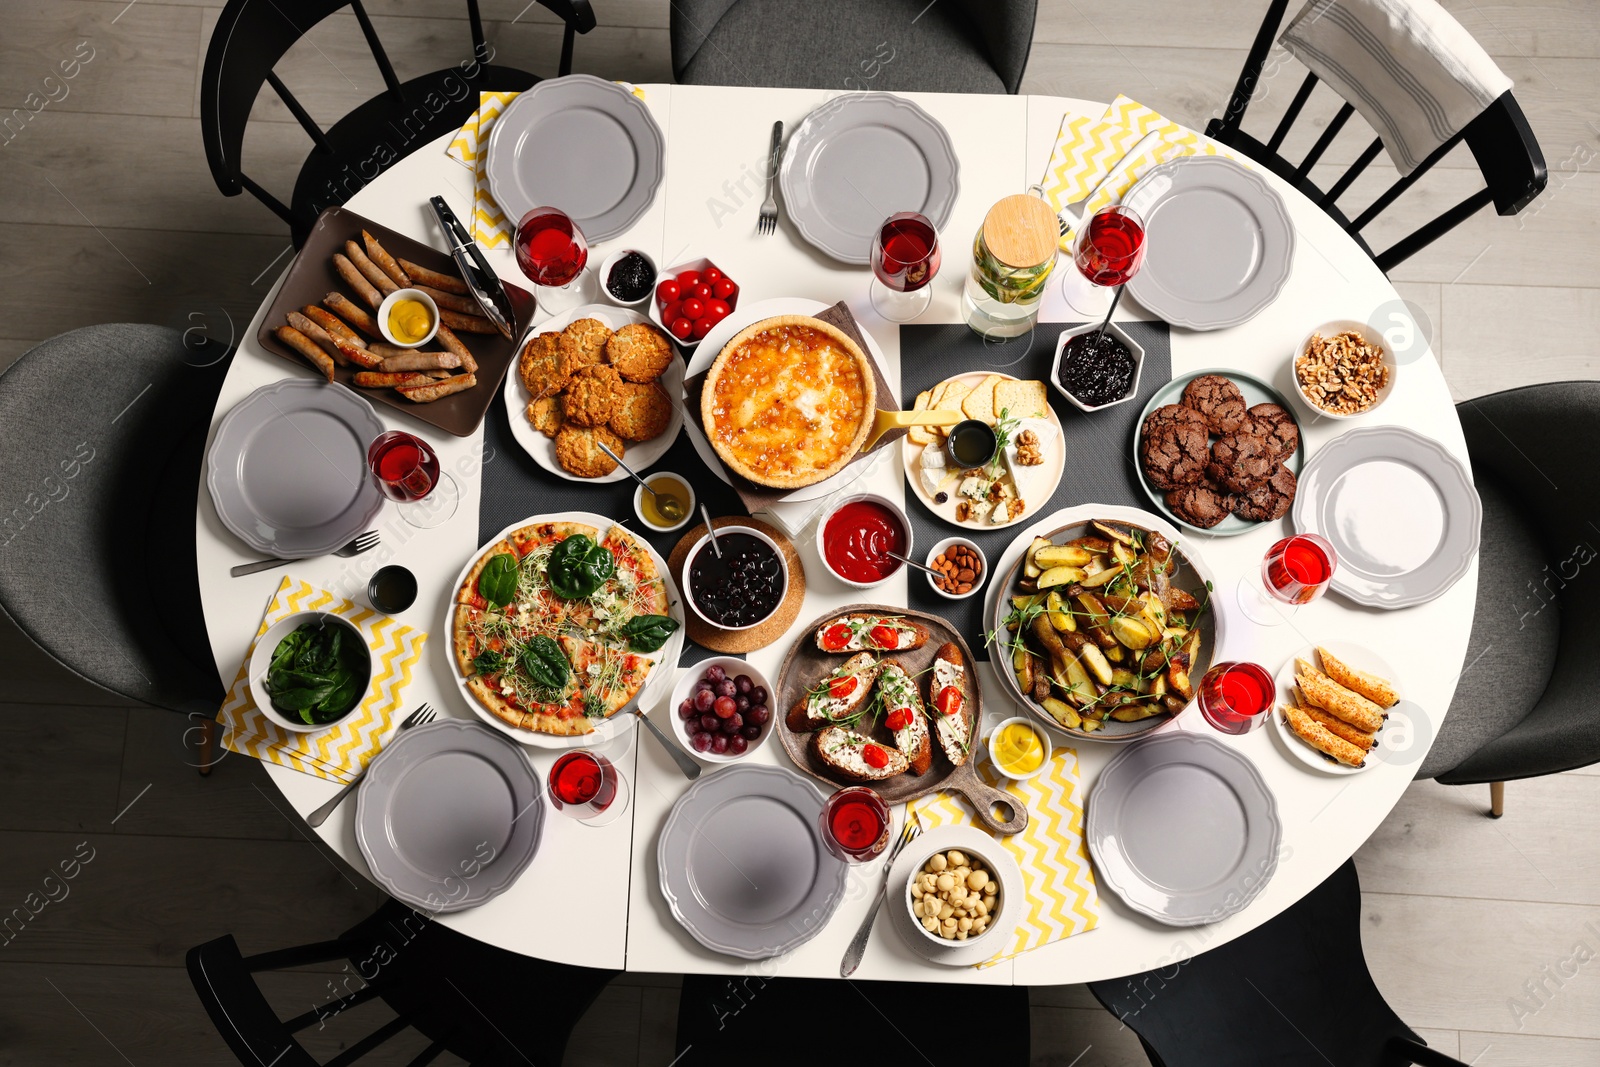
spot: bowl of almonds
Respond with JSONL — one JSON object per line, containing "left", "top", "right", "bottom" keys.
{"left": 925, "top": 537, "right": 986, "bottom": 600}
{"left": 1292, "top": 319, "right": 1397, "bottom": 419}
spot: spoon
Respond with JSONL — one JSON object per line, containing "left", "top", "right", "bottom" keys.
{"left": 885, "top": 549, "right": 943, "bottom": 579}
{"left": 700, "top": 505, "right": 722, "bottom": 559}
{"left": 597, "top": 442, "right": 683, "bottom": 522}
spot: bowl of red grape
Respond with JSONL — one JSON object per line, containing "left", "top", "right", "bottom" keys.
{"left": 669, "top": 656, "right": 775, "bottom": 762}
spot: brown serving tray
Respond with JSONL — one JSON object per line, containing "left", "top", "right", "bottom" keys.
{"left": 256, "top": 205, "right": 532, "bottom": 437}
{"left": 776, "top": 604, "right": 1028, "bottom": 836}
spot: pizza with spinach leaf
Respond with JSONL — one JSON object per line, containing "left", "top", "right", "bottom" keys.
{"left": 452, "top": 521, "right": 680, "bottom": 735}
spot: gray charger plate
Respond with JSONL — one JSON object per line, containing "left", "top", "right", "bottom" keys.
{"left": 1291, "top": 425, "right": 1480, "bottom": 609}
{"left": 486, "top": 75, "right": 664, "bottom": 242}
{"left": 780, "top": 92, "right": 959, "bottom": 264}
{"left": 206, "top": 378, "right": 387, "bottom": 557}
{"left": 658, "top": 764, "right": 846, "bottom": 960}
{"left": 1124, "top": 157, "right": 1294, "bottom": 331}
{"left": 1087, "top": 732, "right": 1281, "bottom": 926}
{"left": 1134, "top": 368, "right": 1305, "bottom": 537}
{"left": 355, "top": 718, "right": 543, "bottom": 914}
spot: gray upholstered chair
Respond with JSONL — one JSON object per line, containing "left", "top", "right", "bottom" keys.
{"left": 0, "top": 325, "right": 229, "bottom": 742}
{"left": 669, "top": 0, "right": 1038, "bottom": 94}
{"left": 1419, "top": 382, "right": 1600, "bottom": 814}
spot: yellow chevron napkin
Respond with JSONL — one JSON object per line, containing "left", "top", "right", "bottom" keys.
{"left": 446, "top": 83, "right": 651, "bottom": 248}
{"left": 1071, "top": 95, "right": 1229, "bottom": 231}
{"left": 215, "top": 576, "right": 428, "bottom": 784}
{"left": 909, "top": 747, "right": 1100, "bottom": 967}
{"left": 1039, "top": 113, "right": 1145, "bottom": 251}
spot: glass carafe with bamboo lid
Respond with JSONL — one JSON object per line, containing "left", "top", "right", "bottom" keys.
{"left": 963, "top": 190, "right": 1059, "bottom": 338}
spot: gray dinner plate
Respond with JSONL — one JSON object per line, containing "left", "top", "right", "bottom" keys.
{"left": 206, "top": 378, "right": 387, "bottom": 556}
{"left": 780, "top": 92, "right": 959, "bottom": 264}
{"left": 486, "top": 74, "right": 664, "bottom": 243}
{"left": 1087, "top": 733, "right": 1281, "bottom": 926}
{"left": 1133, "top": 369, "right": 1305, "bottom": 537}
{"left": 355, "top": 718, "right": 543, "bottom": 914}
{"left": 1292, "top": 425, "right": 1481, "bottom": 609}
{"left": 658, "top": 764, "right": 846, "bottom": 960}
{"left": 1124, "top": 157, "right": 1294, "bottom": 331}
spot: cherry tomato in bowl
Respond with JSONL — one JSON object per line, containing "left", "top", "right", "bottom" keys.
{"left": 669, "top": 317, "right": 693, "bottom": 340}
{"left": 681, "top": 297, "right": 706, "bottom": 320}
{"left": 713, "top": 278, "right": 738, "bottom": 301}
{"left": 656, "top": 278, "right": 680, "bottom": 305}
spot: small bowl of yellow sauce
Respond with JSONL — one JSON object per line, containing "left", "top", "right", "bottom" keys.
{"left": 377, "top": 287, "right": 440, "bottom": 349}
{"left": 987, "top": 716, "right": 1051, "bottom": 781}
{"left": 633, "top": 471, "right": 694, "bottom": 533}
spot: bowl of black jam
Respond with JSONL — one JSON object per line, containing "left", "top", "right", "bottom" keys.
{"left": 1051, "top": 322, "right": 1144, "bottom": 412}
{"left": 600, "top": 248, "right": 657, "bottom": 307}
{"left": 681, "top": 526, "right": 789, "bottom": 631}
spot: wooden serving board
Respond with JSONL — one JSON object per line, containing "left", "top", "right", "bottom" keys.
{"left": 775, "top": 604, "right": 1028, "bottom": 836}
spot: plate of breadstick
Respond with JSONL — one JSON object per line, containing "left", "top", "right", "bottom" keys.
{"left": 1271, "top": 642, "right": 1401, "bottom": 774}
{"left": 257, "top": 205, "right": 532, "bottom": 437}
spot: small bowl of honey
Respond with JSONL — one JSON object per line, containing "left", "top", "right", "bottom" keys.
{"left": 377, "top": 287, "right": 440, "bottom": 349}
{"left": 634, "top": 471, "right": 694, "bottom": 532}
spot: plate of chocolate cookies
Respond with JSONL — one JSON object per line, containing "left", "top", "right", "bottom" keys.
{"left": 1134, "top": 370, "right": 1303, "bottom": 535}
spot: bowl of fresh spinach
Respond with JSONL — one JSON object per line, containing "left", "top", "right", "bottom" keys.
{"left": 247, "top": 613, "right": 375, "bottom": 733}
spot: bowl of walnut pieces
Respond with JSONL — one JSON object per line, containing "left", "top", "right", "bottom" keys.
{"left": 1292, "top": 320, "right": 1397, "bottom": 419}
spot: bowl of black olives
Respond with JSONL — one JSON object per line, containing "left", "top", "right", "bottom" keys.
{"left": 681, "top": 525, "right": 789, "bottom": 631}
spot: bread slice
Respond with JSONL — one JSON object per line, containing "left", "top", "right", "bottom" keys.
{"left": 1315, "top": 646, "right": 1398, "bottom": 708}
{"left": 961, "top": 374, "right": 1005, "bottom": 424}
{"left": 785, "top": 652, "right": 878, "bottom": 732}
{"left": 877, "top": 662, "right": 933, "bottom": 775}
{"left": 907, "top": 389, "right": 936, "bottom": 447}
{"left": 926, "top": 641, "right": 974, "bottom": 766}
{"left": 994, "top": 379, "right": 1049, "bottom": 420}
{"left": 814, "top": 725, "right": 909, "bottom": 782}
{"left": 814, "top": 614, "right": 930, "bottom": 653}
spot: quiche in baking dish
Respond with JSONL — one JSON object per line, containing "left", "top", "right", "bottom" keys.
{"left": 700, "top": 316, "right": 875, "bottom": 489}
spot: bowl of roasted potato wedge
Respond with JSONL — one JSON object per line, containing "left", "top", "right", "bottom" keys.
{"left": 988, "top": 510, "right": 1220, "bottom": 742}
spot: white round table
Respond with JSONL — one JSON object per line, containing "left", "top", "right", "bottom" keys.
{"left": 195, "top": 85, "right": 1475, "bottom": 986}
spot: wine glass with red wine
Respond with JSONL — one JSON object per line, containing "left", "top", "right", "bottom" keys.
{"left": 819, "top": 786, "right": 892, "bottom": 864}
{"left": 1237, "top": 533, "right": 1339, "bottom": 626}
{"left": 547, "top": 750, "right": 630, "bottom": 827}
{"left": 1197, "top": 662, "right": 1275, "bottom": 735}
{"left": 870, "top": 212, "right": 941, "bottom": 322}
{"left": 1061, "top": 204, "right": 1146, "bottom": 318}
{"left": 366, "top": 429, "right": 458, "bottom": 529}
{"left": 515, "top": 206, "right": 590, "bottom": 315}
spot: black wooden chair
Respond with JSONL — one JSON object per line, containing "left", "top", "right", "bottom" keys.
{"left": 673, "top": 974, "right": 1030, "bottom": 1064}
{"left": 670, "top": 0, "right": 1038, "bottom": 95}
{"left": 1090, "top": 859, "right": 1467, "bottom": 1067}
{"left": 1206, "top": 0, "right": 1545, "bottom": 273}
{"left": 1418, "top": 382, "right": 1600, "bottom": 817}
{"left": 188, "top": 898, "right": 618, "bottom": 1066}
{"left": 201, "top": 0, "right": 597, "bottom": 246}
{"left": 0, "top": 325, "right": 230, "bottom": 764}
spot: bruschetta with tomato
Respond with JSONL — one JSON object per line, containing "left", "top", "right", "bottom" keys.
{"left": 926, "top": 642, "right": 973, "bottom": 767}
{"left": 814, "top": 614, "right": 929, "bottom": 654}
{"left": 813, "top": 725, "right": 909, "bottom": 782}
{"left": 876, "top": 662, "right": 933, "bottom": 775}
{"left": 786, "top": 653, "right": 879, "bottom": 732}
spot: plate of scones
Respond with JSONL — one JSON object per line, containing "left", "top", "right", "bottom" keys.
{"left": 1135, "top": 370, "right": 1303, "bottom": 535}
{"left": 503, "top": 305, "right": 684, "bottom": 481}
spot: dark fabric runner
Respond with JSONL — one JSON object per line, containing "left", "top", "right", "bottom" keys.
{"left": 899, "top": 320, "right": 1173, "bottom": 656}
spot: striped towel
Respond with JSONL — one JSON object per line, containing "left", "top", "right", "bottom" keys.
{"left": 214, "top": 576, "right": 428, "bottom": 784}
{"left": 909, "top": 747, "right": 1100, "bottom": 968}
{"left": 1280, "top": 0, "right": 1512, "bottom": 175}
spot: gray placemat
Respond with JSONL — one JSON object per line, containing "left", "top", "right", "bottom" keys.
{"left": 477, "top": 374, "right": 745, "bottom": 667}
{"left": 899, "top": 320, "right": 1173, "bottom": 656}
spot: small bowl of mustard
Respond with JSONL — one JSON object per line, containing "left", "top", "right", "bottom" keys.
{"left": 987, "top": 716, "right": 1052, "bottom": 781}
{"left": 377, "top": 287, "right": 440, "bottom": 349}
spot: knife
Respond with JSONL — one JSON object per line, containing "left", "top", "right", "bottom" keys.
{"left": 429, "top": 195, "right": 520, "bottom": 341}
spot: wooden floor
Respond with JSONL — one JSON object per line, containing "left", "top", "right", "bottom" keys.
{"left": 1, "top": 1, "right": 1596, "bottom": 1063}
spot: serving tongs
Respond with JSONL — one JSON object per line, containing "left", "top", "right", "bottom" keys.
{"left": 428, "top": 195, "right": 532, "bottom": 341}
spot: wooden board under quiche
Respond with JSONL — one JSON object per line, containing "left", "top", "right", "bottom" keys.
{"left": 501, "top": 303, "right": 684, "bottom": 482}
{"left": 775, "top": 604, "right": 1027, "bottom": 835}
{"left": 445, "top": 512, "right": 685, "bottom": 750}
{"left": 900, "top": 370, "right": 1066, "bottom": 530}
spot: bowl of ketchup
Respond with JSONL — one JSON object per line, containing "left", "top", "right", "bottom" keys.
{"left": 818, "top": 494, "right": 913, "bottom": 589}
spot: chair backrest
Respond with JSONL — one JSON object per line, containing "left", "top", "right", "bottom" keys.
{"left": 949, "top": 0, "right": 1039, "bottom": 94}
{"left": 200, "top": 0, "right": 595, "bottom": 231}
{"left": 1089, "top": 860, "right": 1469, "bottom": 1067}
{"left": 1206, "top": 0, "right": 1546, "bottom": 272}
{"left": 0, "top": 325, "right": 230, "bottom": 713}
{"left": 187, "top": 933, "right": 432, "bottom": 1067}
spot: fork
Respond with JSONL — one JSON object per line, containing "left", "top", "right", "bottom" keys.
{"left": 757, "top": 121, "right": 783, "bottom": 236}
{"left": 232, "top": 530, "right": 381, "bottom": 578}
{"left": 840, "top": 815, "right": 923, "bottom": 977}
{"left": 306, "top": 703, "right": 436, "bottom": 827}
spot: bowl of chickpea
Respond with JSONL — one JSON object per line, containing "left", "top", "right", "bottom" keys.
{"left": 906, "top": 844, "right": 1003, "bottom": 946}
